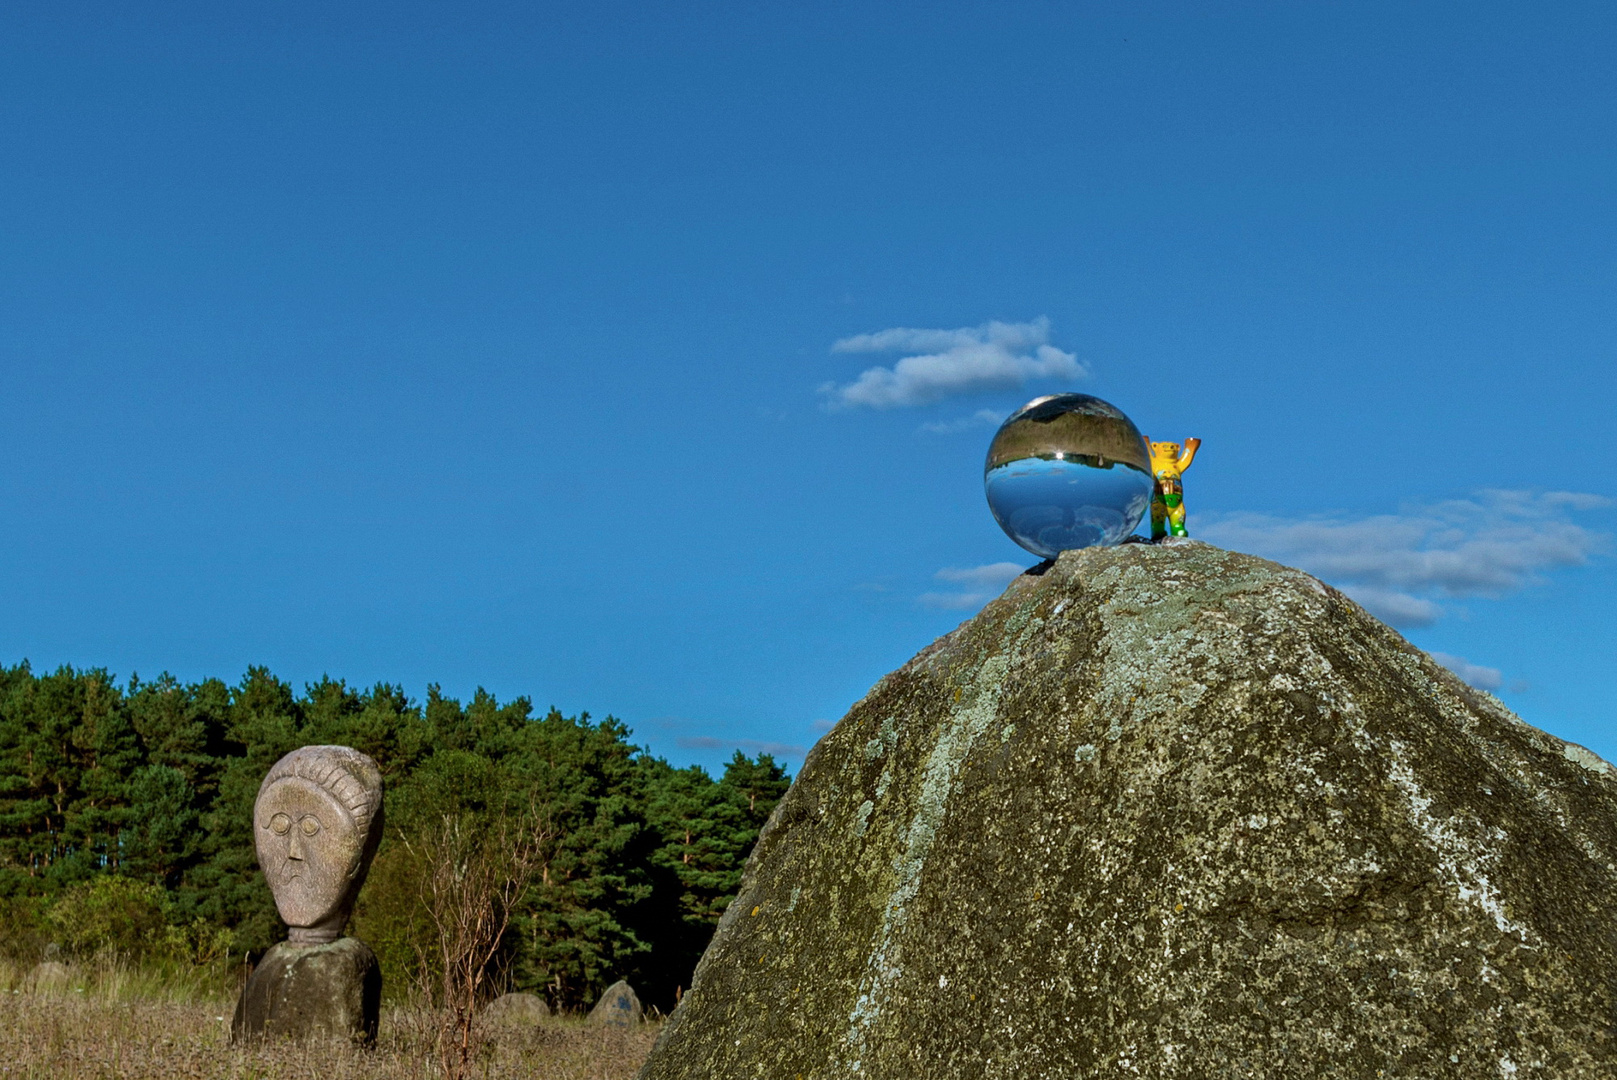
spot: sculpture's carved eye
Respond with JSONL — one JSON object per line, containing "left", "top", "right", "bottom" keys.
{"left": 301, "top": 816, "right": 321, "bottom": 837}
{"left": 270, "top": 813, "right": 292, "bottom": 835}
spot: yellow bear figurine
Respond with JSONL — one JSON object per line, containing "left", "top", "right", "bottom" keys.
{"left": 1146, "top": 437, "right": 1201, "bottom": 540}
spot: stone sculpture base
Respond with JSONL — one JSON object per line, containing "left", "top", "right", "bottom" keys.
{"left": 232, "top": 937, "right": 381, "bottom": 1044}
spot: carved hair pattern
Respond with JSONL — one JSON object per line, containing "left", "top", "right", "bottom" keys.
{"left": 258, "top": 745, "right": 383, "bottom": 837}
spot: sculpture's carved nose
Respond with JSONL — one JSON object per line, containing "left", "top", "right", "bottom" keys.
{"left": 287, "top": 828, "right": 305, "bottom": 861}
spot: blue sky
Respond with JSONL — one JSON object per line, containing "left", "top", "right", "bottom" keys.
{"left": 2, "top": 2, "right": 1613, "bottom": 772}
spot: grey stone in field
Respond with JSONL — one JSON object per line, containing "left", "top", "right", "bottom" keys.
{"left": 589, "top": 980, "right": 642, "bottom": 1026}
{"left": 26, "top": 960, "right": 71, "bottom": 991}
{"left": 234, "top": 745, "right": 385, "bottom": 1043}
{"left": 484, "top": 991, "right": 552, "bottom": 1026}
{"left": 640, "top": 541, "right": 1617, "bottom": 1079}
{"left": 231, "top": 937, "right": 381, "bottom": 1043}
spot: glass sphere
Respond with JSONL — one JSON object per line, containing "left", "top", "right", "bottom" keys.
{"left": 984, "top": 393, "right": 1152, "bottom": 558}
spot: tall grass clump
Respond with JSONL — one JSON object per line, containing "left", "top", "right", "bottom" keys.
{"left": 1, "top": 982, "right": 657, "bottom": 1079}
{"left": 1, "top": 875, "right": 659, "bottom": 1078}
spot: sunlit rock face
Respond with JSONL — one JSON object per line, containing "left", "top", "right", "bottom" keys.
{"left": 639, "top": 542, "right": 1617, "bottom": 1079}
{"left": 983, "top": 393, "right": 1153, "bottom": 558}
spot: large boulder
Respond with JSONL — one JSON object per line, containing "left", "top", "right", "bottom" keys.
{"left": 231, "top": 937, "right": 381, "bottom": 1043}
{"left": 640, "top": 541, "right": 1617, "bottom": 1078}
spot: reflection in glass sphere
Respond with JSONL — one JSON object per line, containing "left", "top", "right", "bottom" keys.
{"left": 984, "top": 393, "right": 1153, "bottom": 558}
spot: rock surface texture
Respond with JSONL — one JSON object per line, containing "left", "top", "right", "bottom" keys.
{"left": 639, "top": 541, "right": 1617, "bottom": 1079}
{"left": 232, "top": 937, "right": 381, "bottom": 1044}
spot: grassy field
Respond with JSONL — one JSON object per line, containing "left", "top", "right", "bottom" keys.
{"left": 1, "top": 960, "right": 658, "bottom": 1080}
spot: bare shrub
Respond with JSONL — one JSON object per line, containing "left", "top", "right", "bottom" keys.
{"left": 406, "top": 808, "right": 554, "bottom": 1080}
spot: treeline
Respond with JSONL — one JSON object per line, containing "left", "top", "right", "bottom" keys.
{"left": 0, "top": 661, "right": 790, "bottom": 1011}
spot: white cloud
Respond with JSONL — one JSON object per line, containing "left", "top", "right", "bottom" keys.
{"left": 917, "top": 592, "right": 992, "bottom": 610}
{"left": 1199, "top": 490, "right": 1611, "bottom": 627}
{"left": 1335, "top": 587, "right": 1444, "bottom": 627}
{"left": 1428, "top": 652, "right": 1505, "bottom": 691}
{"left": 918, "top": 409, "right": 1006, "bottom": 435}
{"left": 935, "top": 562, "right": 1028, "bottom": 587}
{"left": 821, "top": 317, "right": 1084, "bottom": 408}
{"left": 920, "top": 561, "right": 1028, "bottom": 610}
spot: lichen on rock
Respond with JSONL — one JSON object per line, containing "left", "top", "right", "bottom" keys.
{"left": 639, "top": 541, "right": 1617, "bottom": 1079}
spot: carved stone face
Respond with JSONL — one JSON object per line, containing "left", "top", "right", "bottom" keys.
{"left": 252, "top": 745, "right": 382, "bottom": 943}
{"left": 256, "top": 777, "right": 362, "bottom": 934}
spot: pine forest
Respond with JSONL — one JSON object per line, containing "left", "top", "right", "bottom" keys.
{"left": 0, "top": 660, "right": 792, "bottom": 1013}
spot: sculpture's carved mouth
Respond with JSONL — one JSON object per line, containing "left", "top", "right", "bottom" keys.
{"left": 267, "top": 863, "right": 303, "bottom": 889}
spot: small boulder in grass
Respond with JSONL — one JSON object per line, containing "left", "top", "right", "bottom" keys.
{"left": 587, "top": 980, "right": 642, "bottom": 1026}
{"left": 483, "top": 992, "right": 551, "bottom": 1027}
{"left": 27, "top": 961, "right": 72, "bottom": 991}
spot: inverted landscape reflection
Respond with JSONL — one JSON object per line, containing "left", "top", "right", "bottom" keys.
{"left": 983, "top": 393, "right": 1153, "bottom": 559}
{"left": 985, "top": 456, "right": 1152, "bottom": 557}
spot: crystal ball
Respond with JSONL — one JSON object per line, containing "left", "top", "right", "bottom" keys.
{"left": 984, "top": 393, "right": 1153, "bottom": 558}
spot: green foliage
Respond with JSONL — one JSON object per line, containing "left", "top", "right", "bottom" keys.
{"left": 0, "top": 660, "right": 791, "bottom": 1010}
{"left": 49, "top": 876, "right": 169, "bottom": 958}
{"left": 0, "top": 892, "right": 49, "bottom": 959}
{"left": 162, "top": 916, "right": 236, "bottom": 966}
{"left": 634, "top": 752, "right": 792, "bottom": 1002}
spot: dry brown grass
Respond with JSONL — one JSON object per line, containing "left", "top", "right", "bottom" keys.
{"left": 1, "top": 980, "right": 658, "bottom": 1080}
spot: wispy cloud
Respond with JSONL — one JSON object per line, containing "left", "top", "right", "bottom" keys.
{"left": 821, "top": 317, "right": 1084, "bottom": 408}
{"left": 918, "top": 409, "right": 1005, "bottom": 435}
{"left": 935, "top": 563, "right": 1030, "bottom": 588}
{"left": 1200, "top": 490, "right": 1611, "bottom": 627}
{"left": 1331, "top": 587, "right": 1444, "bottom": 627}
{"left": 1429, "top": 652, "right": 1505, "bottom": 691}
{"left": 677, "top": 734, "right": 808, "bottom": 759}
{"left": 919, "top": 561, "right": 1028, "bottom": 610}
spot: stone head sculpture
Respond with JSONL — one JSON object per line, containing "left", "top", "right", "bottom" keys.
{"left": 254, "top": 745, "right": 384, "bottom": 944}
